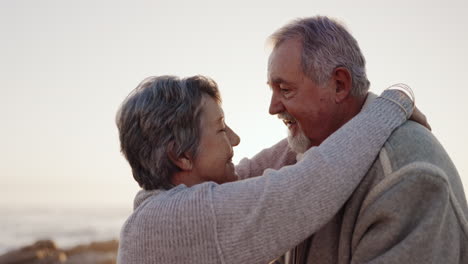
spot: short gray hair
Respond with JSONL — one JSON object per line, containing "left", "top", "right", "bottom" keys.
{"left": 116, "top": 75, "right": 221, "bottom": 190}
{"left": 269, "top": 16, "right": 370, "bottom": 97}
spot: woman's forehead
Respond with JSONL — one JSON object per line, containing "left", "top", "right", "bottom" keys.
{"left": 199, "top": 95, "right": 224, "bottom": 124}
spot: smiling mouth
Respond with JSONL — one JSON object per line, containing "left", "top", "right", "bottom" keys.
{"left": 227, "top": 154, "right": 234, "bottom": 163}
{"left": 282, "top": 119, "right": 297, "bottom": 128}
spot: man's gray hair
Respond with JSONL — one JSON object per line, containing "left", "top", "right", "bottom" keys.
{"left": 116, "top": 75, "right": 221, "bottom": 190}
{"left": 269, "top": 16, "right": 370, "bottom": 97}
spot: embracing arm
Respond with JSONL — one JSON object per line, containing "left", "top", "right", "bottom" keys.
{"left": 235, "top": 138, "right": 297, "bottom": 180}
{"left": 209, "top": 89, "right": 414, "bottom": 264}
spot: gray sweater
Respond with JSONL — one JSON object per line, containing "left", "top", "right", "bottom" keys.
{"left": 117, "top": 90, "right": 412, "bottom": 264}
{"left": 270, "top": 96, "right": 468, "bottom": 264}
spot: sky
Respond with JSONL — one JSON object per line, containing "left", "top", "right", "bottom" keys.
{"left": 1, "top": 0, "right": 467, "bottom": 209}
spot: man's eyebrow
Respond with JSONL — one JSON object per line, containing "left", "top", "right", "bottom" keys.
{"left": 267, "top": 78, "right": 292, "bottom": 89}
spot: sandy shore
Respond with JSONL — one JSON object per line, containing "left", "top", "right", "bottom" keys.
{"left": 0, "top": 239, "right": 118, "bottom": 264}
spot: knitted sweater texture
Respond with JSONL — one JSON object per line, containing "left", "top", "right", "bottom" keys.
{"left": 117, "top": 90, "right": 412, "bottom": 264}
{"left": 279, "top": 96, "right": 468, "bottom": 264}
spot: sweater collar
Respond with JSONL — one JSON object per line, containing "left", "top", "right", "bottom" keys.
{"left": 362, "top": 91, "right": 377, "bottom": 110}
{"left": 133, "top": 189, "right": 163, "bottom": 210}
{"left": 133, "top": 185, "right": 187, "bottom": 210}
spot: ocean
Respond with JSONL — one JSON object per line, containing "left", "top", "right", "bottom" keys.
{"left": 0, "top": 205, "right": 132, "bottom": 255}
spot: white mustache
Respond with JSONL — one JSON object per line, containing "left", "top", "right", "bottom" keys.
{"left": 277, "top": 112, "right": 295, "bottom": 121}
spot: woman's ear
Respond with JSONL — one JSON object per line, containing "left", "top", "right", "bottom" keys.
{"left": 167, "top": 142, "right": 193, "bottom": 171}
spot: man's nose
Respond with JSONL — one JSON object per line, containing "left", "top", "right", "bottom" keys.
{"left": 269, "top": 93, "right": 284, "bottom": 115}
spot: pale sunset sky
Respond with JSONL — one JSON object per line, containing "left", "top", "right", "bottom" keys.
{"left": 1, "top": 0, "right": 467, "bottom": 208}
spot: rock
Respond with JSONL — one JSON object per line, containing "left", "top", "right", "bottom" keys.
{"left": 0, "top": 240, "right": 118, "bottom": 264}
{"left": 64, "top": 240, "right": 118, "bottom": 264}
{"left": 65, "top": 240, "right": 118, "bottom": 255}
{"left": 62, "top": 252, "right": 115, "bottom": 264}
{"left": 0, "top": 240, "right": 66, "bottom": 264}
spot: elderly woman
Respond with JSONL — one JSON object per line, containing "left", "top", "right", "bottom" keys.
{"left": 116, "top": 75, "right": 415, "bottom": 264}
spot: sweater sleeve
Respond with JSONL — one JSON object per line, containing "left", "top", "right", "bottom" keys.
{"left": 350, "top": 165, "right": 467, "bottom": 264}
{"left": 235, "top": 138, "right": 297, "bottom": 180}
{"left": 209, "top": 89, "right": 414, "bottom": 264}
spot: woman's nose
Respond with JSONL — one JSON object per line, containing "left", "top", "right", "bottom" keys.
{"left": 227, "top": 126, "right": 240, "bottom": 146}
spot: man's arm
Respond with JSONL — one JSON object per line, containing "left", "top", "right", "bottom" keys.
{"left": 235, "top": 138, "right": 297, "bottom": 180}
{"left": 351, "top": 164, "right": 467, "bottom": 264}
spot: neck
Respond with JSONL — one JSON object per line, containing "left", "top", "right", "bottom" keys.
{"left": 330, "top": 94, "right": 367, "bottom": 137}
{"left": 171, "top": 171, "right": 201, "bottom": 187}
{"left": 343, "top": 94, "right": 367, "bottom": 122}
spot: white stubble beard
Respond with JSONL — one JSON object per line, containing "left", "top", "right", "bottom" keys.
{"left": 287, "top": 127, "right": 311, "bottom": 154}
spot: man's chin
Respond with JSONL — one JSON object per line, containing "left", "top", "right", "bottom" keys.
{"left": 287, "top": 130, "right": 312, "bottom": 154}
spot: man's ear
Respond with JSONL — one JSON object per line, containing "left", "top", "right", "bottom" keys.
{"left": 167, "top": 143, "right": 193, "bottom": 171}
{"left": 332, "top": 67, "right": 352, "bottom": 103}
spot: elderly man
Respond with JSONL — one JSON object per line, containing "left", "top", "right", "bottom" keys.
{"left": 255, "top": 16, "right": 468, "bottom": 263}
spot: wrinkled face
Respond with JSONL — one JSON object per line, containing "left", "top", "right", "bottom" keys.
{"left": 268, "top": 38, "right": 339, "bottom": 151}
{"left": 191, "top": 95, "right": 240, "bottom": 184}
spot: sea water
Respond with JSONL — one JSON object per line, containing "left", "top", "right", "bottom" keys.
{"left": 0, "top": 205, "right": 132, "bottom": 254}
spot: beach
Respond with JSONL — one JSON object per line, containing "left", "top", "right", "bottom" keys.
{"left": 0, "top": 205, "right": 130, "bottom": 263}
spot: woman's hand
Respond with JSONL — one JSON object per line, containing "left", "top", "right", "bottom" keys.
{"left": 410, "top": 106, "right": 431, "bottom": 131}
{"left": 384, "top": 83, "right": 431, "bottom": 131}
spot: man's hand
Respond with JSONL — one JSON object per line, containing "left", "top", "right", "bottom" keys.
{"left": 409, "top": 106, "right": 431, "bottom": 131}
